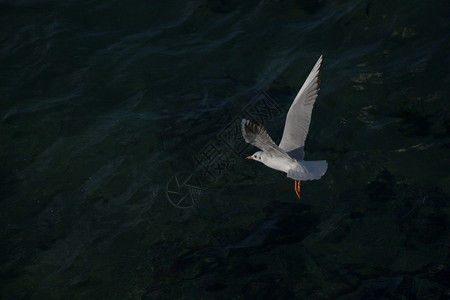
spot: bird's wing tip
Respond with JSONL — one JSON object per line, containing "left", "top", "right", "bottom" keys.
{"left": 241, "top": 118, "right": 250, "bottom": 125}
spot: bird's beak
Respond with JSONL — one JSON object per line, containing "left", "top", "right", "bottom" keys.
{"left": 246, "top": 156, "right": 253, "bottom": 160}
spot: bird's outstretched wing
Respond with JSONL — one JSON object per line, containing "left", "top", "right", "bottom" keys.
{"left": 278, "top": 55, "right": 323, "bottom": 160}
{"left": 241, "top": 119, "right": 284, "bottom": 155}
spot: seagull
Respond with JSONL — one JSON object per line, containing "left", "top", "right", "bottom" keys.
{"left": 242, "top": 55, "right": 327, "bottom": 198}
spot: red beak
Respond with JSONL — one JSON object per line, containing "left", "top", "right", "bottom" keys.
{"left": 246, "top": 156, "right": 253, "bottom": 160}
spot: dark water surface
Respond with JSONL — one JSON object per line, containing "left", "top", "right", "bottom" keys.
{"left": 1, "top": 0, "right": 450, "bottom": 299}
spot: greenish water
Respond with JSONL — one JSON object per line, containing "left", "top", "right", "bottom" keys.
{"left": 1, "top": 0, "right": 449, "bottom": 299}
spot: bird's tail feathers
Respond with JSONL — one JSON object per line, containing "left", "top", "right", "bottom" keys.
{"left": 287, "top": 160, "right": 327, "bottom": 181}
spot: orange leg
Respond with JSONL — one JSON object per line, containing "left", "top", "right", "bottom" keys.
{"left": 294, "top": 180, "right": 301, "bottom": 199}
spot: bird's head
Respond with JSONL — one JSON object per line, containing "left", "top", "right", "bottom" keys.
{"left": 246, "top": 151, "right": 264, "bottom": 163}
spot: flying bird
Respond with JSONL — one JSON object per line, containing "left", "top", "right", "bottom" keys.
{"left": 242, "top": 55, "right": 327, "bottom": 198}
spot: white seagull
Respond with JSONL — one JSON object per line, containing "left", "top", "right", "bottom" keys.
{"left": 242, "top": 55, "right": 327, "bottom": 198}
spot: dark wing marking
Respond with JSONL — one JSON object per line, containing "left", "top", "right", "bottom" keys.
{"left": 241, "top": 119, "right": 283, "bottom": 155}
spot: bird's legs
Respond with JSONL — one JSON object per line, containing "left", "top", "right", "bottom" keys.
{"left": 294, "top": 180, "right": 301, "bottom": 198}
